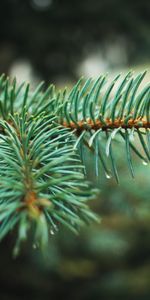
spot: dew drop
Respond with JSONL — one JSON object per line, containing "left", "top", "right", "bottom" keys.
{"left": 32, "top": 242, "right": 40, "bottom": 249}
{"left": 32, "top": 243, "right": 37, "bottom": 249}
{"left": 105, "top": 173, "right": 112, "bottom": 179}
{"left": 142, "top": 160, "right": 148, "bottom": 166}
{"left": 50, "top": 229, "right": 55, "bottom": 235}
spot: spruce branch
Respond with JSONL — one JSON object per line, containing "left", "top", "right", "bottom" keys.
{"left": 54, "top": 71, "right": 150, "bottom": 181}
{"left": 0, "top": 113, "right": 98, "bottom": 253}
{"left": 0, "top": 71, "right": 149, "bottom": 253}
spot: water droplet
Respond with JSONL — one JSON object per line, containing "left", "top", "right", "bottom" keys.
{"left": 32, "top": 243, "right": 37, "bottom": 249}
{"left": 50, "top": 229, "right": 55, "bottom": 235}
{"left": 32, "top": 242, "right": 40, "bottom": 249}
{"left": 142, "top": 160, "right": 148, "bottom": 166}
{"left": 105, "top": 173, "right": 112, "bottom": 179}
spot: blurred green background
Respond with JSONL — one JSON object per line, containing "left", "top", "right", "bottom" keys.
{"left": 0, "top": 0, "right": 150, "bottom": 299}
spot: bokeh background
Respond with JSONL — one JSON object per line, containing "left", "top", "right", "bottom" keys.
{"left": 0, "top": 0, "right": 150, "bottom": 299}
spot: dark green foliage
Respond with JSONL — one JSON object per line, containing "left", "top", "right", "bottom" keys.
{"left": 55, "top": 71, "right": 150, "bottom": 182}
{"left": 0, "top": 72, "right": 149, "bottom": 253}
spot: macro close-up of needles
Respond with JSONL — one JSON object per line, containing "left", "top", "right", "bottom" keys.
{"left": 0, "top": 1, "right": 150, "bottom": 299}
{"left": 0, "top": 71, "right": 149, "bottom": 254}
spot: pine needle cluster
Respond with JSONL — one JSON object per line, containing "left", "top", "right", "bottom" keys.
{"left": 0, "top": 71, "right": 149, "bottom": 253}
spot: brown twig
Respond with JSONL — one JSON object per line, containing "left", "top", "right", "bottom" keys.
{"left": 62, "top": 118, "right": 150, "bottom": 132}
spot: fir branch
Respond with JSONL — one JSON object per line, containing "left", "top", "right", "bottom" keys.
{"left": 0, "top": 71, "right": 149, "bottom": 253}
{"left": 0, "top": 108, "right": 98, "bottom": 253}
{"left": 55, "top": 71, "right": 150, "bottom": 180}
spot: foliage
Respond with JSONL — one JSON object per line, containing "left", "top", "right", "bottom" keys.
{"left": 0, "top": 71, "right": 149, "bottom": 253}
{"left": 57, "top": 71, "right": 150, "bottom": 182}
